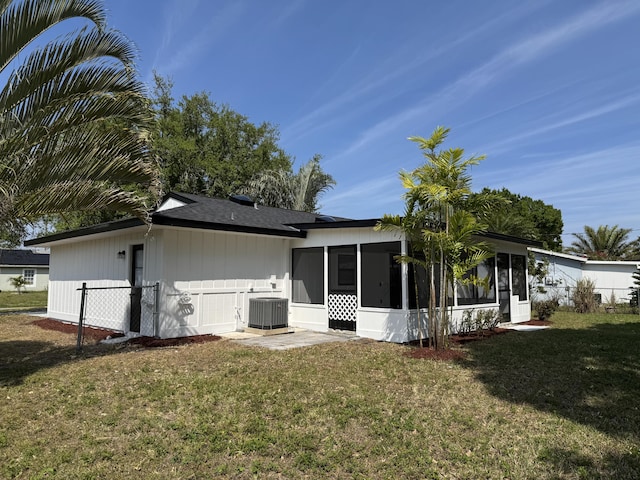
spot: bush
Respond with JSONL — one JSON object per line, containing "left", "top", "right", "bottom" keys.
{"left": 533, "top": 299, "right": 559, "bottom": 321}
{"left": 572, "top": 278, "right": 598, "bottom": 313}
{"left": 459, "top": 309, "right": 500, "bottom": 335}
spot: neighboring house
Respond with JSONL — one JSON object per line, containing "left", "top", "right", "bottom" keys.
{"left": 0, "top": 249, "right": 50, "bottom": 292}
{"left": 530, "top": 247, "right": 640, "bottom": 305}
{"left": 25, "top": 192, "right": 537, "bottom": 342}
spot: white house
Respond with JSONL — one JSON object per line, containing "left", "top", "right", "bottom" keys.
{"left": 25, "top": 192, "right": 537, "bottom": 342}
{"left": 530, "top": 247, "right": 640, "bottom": 305}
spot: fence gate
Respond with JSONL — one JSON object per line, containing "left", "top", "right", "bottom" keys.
{"left": 76, "top": 283, "right": 159, "bottom": 351}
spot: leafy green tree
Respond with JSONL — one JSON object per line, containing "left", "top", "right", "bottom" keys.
{"left": 471, "top": 188, "right": 563, "bottom": 251}
{"left": 377, "top": 126, "right": 495, "bottom": 349}
{"left": 566, "top": 225, "right": 638, "bottom": 260}
{"left": 151, "top": 73, "right": 292, "bottom": 199}
{"left": 0, "top": 0, "right": 159, "bottom": 241}
{"left": 241, "top": 155, "right": 335, "bottom": 212}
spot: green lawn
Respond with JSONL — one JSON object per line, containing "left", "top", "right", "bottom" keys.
{"left": 0, "top": 290, "right": 47, "bottom": 309}
{"left": 1, "top": 311, "right": 639, "bottom": 479}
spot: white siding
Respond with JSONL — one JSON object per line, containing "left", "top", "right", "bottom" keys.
{"left": 47, "top": 227, "right": 158, "bottom": 335}
{"left": 289, "top": 227, "right": 412, "bottom": 341}
{"left": 583, "top": 263, "right": 639, "bottom": 301}
{"left": 531, "top": 248, "right": 640, "bottom": 304}
{"left": 158, "top": 228, "right": 289, "bottom": 338}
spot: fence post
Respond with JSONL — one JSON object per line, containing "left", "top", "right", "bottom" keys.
{"left": 77, "top": 282, "right": 87, "bottom": 353}
{"left": 153, "top": 282, "right": 160, "bottom": 337}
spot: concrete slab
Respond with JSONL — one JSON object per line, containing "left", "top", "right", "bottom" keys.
{"left": 503, "top": 324, "right": 550, "bottom": 332}
{"left": 222, "top": 328, "right": 359, "bottom": 350}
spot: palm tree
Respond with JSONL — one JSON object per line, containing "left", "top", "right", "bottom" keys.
{"left": 242, "top": 155, "right": 335, "bottom": 212}
{"left": 0, "top": 0, "right": 158, "bottom": 233}
{"left": 566, "top": 225, "right": 637, "bottom": 260}
{"left": 377, "top": 126, "right": 495, "bottom": 349}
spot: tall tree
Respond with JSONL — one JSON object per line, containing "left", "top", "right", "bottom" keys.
{"left": 0, "top": 0, "right": 158, "bottom": 241}
{"left": 566, "top": 225, "right": 638, "bottom": 260}
{"left": 470, "top": 188, "right": 564, "bottom": 251}
{"left": 151, "top": 73, "right": 292, "bottom": 199}
{"left": 241, "top": 155, "right": 335, "bottom": 212}
{"left": 377, "top": 126, "right": 495, "bottom": 349}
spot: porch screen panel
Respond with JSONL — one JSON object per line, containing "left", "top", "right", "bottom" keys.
{"left": 511, "top": 254, "right": 527, "bottom": 301}
{"left": 292, "top": 247, "right": 324, "bottom": 304}
{"left": 457, "top": 257, "right": 496, "bottom": 305}
{"left": 361, "top": 242, "right": 402, "bottom": 309}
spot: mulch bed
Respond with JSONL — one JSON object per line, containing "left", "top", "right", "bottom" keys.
{"left": 32, "top": 318, "right": 122, "bottom": 342}
{"left": 33, "top": 316, "right": 552, "bottom": 354}
{"left": 31, "top": 318, "right": 220, "bottom": 348}
{"left": 406, "top": 319, "right": 552, "bottom": 361}
{"left": 128, "top": 335, "right": 221, "bottom": 348}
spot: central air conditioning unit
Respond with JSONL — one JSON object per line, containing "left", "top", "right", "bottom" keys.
{"left": 248, "top": 297, "right": 288, "bottom": 330}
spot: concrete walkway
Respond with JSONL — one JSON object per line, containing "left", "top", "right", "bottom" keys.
{"left": 221, "top": 328, "right": 359, "bottom": 350}
{"left": 501, "top": 324, "right": 550, "bottom": 332}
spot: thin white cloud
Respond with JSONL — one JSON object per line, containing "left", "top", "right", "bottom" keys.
{"left": 335, "top": 1, "right": 640, "bottom": 159}
{"left": 321, "top": 175, "right": 403, "bottom": 217}
{"left": 152, "top": 1, "right": 247, "bottom": 77}
{"left": 282, "top": 3, "right": 546, "bottom": 142}
{"left": 475, "top": 143, "right": 640, "bottom": 235}
{"left": 478, "top": 89, "right": 640, "bottom": 155}
{"left": 269, "top": 1, "right": 305, "bottom": 29}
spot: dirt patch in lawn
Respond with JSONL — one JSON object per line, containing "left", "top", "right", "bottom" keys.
{"left": 31, "top": 318, "right": 220, "bottom": 348}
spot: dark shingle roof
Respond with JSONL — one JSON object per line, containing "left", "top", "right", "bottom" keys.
{"left": 23, "top": 192, "right": 542, "bottom": 248}
{"left": 0, "top": 249, "right": 49, "bottom": 266}
{"left": 151, "top": 193, "right": 352, "bottom": 237}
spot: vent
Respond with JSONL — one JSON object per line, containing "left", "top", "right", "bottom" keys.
{"left": 229, "top": 194, "right": 254, "bottom": 206}
{"left": 248, "top": 297, "right": 288, "bottom": 329}
{"left": 315, "top": 215, "right": 336, "bottom": 223}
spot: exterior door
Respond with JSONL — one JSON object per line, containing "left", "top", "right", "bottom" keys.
{"left": 328, "top": 245, "right": 357, "bottom": 331}
{"left": 129, "top": 244, "right": 144, "bottom": 332}
{"left": 497, "top": 253, "right": 511, "bottom": 322}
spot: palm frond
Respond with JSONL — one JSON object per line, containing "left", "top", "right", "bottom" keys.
{"left": 0, "top": 0, "right": 106, "bottom": 72}
{"left": 0, "top": 0, "right": 158, "bottom": 227}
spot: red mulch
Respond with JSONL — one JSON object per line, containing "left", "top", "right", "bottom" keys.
{"left": 128, "top": 335, "right": 221, "bottom": 348}
{"left": 32, "top": 318, "right": 122, "bottom": 342}
{"left": 406, "top": 319, "right": 552, "bottom": 361}
{"left": 31, "top": 318, "right": 220, "bottom": 348}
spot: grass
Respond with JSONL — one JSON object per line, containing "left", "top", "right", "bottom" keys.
{"left": 1, "top": 311, "right": 639, "bottom": 479}
{"left": 0, "top": 290, "right": 48, "bottom": 309}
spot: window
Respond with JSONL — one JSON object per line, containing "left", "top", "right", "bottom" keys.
{"left": 511, "top": 254, "right": 527, "bottom": 301}
{"left": 22, "top": 269, "right": 35, "bottom": 286}
{"left": 292, "top": 248, "right": 324, "bottom": 304}
{"left": 361, "top": 242, "right": 402, "bottom": 309}
{"left": 457, "top": 257, "right": 496, "bottom": 305}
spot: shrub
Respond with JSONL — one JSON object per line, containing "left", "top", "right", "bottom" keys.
{"left": 572, "top": 278, "right": 598, "bottom": 313}
{"left": 459, "top": 309, "right": 500, "bottom": 335}
{"left": 9, "top": 275, "right": 26, "bottom": 294}
{"left": 476, "top": 309, "right": 500, "bottom": 331}
{"left": 533, "top": 298, "right": 559, "bottom": 321}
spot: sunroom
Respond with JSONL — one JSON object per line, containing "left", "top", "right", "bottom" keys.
{"left": 287, "top": 224, "right": 534, "bottom": 343}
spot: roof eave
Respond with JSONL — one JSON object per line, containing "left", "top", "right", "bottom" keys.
{"left": 24, "top": 218, "right": 146, "bottom": 246}
{"left": 151, "top": 215, "right": 307, "bottom": 238}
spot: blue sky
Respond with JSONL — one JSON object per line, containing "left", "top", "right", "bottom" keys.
{"left": 103, "top": 0, "right": 640, "bottom": 242}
